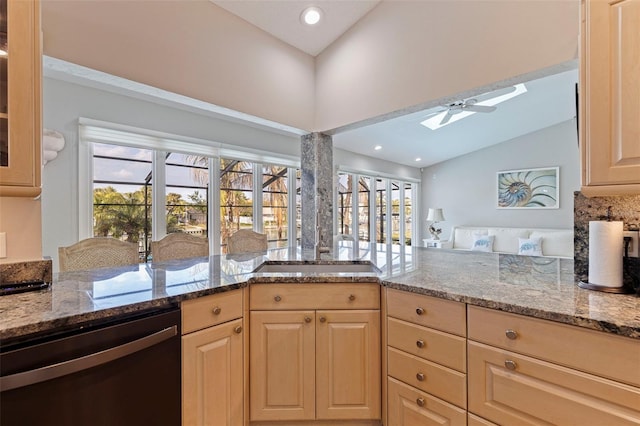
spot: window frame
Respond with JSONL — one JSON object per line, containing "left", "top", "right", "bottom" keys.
{"left": 79, "top": 118, "right": 299, "bottom": 256}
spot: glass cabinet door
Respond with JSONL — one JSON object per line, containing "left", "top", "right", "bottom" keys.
{"left": 0, "top": 0, "right": 41, "bottom": 197}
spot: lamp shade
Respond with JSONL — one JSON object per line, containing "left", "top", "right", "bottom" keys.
{"left": 427, "top": 208, "right": 445, "bottom": 222}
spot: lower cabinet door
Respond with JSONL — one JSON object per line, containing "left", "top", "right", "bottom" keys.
{"left": 250, "top": 310, "right": 316, "bottom": 421}
{"left": 182, "top": 318, "right": 244, "bottom": 426}
{"left": 468, "top": 341, "right": 640, "bottom": 426}
{"left": 316, "top": 310, "right": 381, "bottom": 420}
{"left": 387, "top": 377, "right": 466, "bottom": 426}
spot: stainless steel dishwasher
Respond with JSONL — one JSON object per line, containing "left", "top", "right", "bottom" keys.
{"left": 0, "top": 307, "right": 181, "bottom": 426}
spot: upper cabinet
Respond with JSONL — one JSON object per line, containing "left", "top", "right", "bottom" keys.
{"left": 580, "top": 0, "right": 640, "bottom": 196}
{"left": 0, "top": 0, "right": 41, "bottom": 197}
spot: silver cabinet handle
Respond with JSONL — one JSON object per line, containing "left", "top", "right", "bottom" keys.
{"left": 274, "top": 295, "right": 282, "bottom": 302}
{"left": 504, "top": 360, "right": 517, "bottom": 371}
{"left": 416, "top": 307, "right": 425, "bottom": 315}
{"left": 416, "top": 397, "right": 425, "bottom": 407}
{"left": 212, "top": 306, "right": 222, "bottom": 315}
{"left": 416, "top": 372, "right": 425, "bottom": 381}
{"left": 505, "top": 329, "right": 518, "bottom": 340}
{"left": 416, "top": 339, "right": 425, "bottom": 348}
{"left": 0, "top": 325, "right": 177, "bottom": 392}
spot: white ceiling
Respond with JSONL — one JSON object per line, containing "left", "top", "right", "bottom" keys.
{"left": 210, "top": 0, "right": 381, "bottom": 56}
{"left": 208, "top": 1, "right": 579, "bottom": 169}
{"left": 333, "top": 68, "right": 579, "bottom": 168}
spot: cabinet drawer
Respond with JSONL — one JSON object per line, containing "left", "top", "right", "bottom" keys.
{"left": 388, "top": 377, "right": 466, "bottom": 426}
{"left": 468, "top": 413, "right": 498, "bottom": 426}
{"left": 388, "top": 347, "right": 466, "bottom": 409}
{"left": 468, "top": 305, "right": 640, "bottom": 387}
{"left": 468, "top": 341, "right": 640, "bottom": 426}
{"left": 386, "top": 289, "right": 465, "bottom": 336}
{"left": 182, "top": 290, "right": 243, "bottom": 334}
{"left": 387, "top": 317, "right": 466, "bottom": 372}
{"left": 250, "top": 283, "right": 379, "bottom": 310}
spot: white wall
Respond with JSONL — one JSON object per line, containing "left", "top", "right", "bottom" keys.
{"left": 334, "top": 148, "right": 421, "bottom": 182}
{"left": 316, "top": 0, "right": 579, "bottom": 131}
{"left": 42, "top": 0, "right": 316, "bottom": 131}
{"left": 41, "top": 77, "right": 304, "bottom": 271}
{"left": 421, "top": 120, "right": 580, "bottom": 241}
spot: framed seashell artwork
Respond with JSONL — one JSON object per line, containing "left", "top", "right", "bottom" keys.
{"left": 497, "top": 167, "right": 559, "bottom": 209}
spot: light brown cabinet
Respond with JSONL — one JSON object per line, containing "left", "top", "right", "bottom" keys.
{"left": 579, "top": 0, "right": 640, "bottom": 196}
{"left": 182, "top": 290, "right": 244, "bottom": 426}
{"left": 467, "top": 306, "right": 640, "bottom": 425}
{"left": 385, "top": 288, "right": 467, "bottom": 426}
{"left": 249, "top": 283, "right": 381, "bottom": 424}
{"left": 0, "top": 0, "right": 41, "bottom": 197}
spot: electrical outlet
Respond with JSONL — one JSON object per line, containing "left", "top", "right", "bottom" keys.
{"left": 623, "top": 231, "right": 639, "bottom": 258}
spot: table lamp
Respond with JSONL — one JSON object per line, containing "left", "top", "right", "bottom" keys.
{"left": 427, "top": 208, "right": 445, "bottom": 240}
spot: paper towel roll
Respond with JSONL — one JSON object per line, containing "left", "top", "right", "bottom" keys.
{"left": 588, "top": 221, "right": 623, "bottom": 288}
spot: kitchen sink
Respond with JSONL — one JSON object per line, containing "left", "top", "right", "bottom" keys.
{"left": 253, "top": 262, "right": 379, "bottom": 274}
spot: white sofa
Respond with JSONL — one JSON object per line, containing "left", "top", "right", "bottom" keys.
{"left": 444, "top": 226, "right": 574, "bottom": 258}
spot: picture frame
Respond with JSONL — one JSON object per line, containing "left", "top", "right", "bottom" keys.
{"left": 497, "top": 167, "right": 559, "bottom": 209}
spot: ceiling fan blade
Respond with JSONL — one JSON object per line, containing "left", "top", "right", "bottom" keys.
{"left": 464, "top": 104, "right": 496, "bottom": 113}
{"left": 439, "top": 110, "right": 454, "bottom": 125}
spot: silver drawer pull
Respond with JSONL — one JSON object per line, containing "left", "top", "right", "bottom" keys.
{"left": 212, "top": 306, "right": 222, "bottom": 315}
{"left": 416, "top": 307, "right": 425, "bottom": 315}
{"left": 416, "top": 339, "right": 425, "bottom": 348}
{"left": 416, "top": 397, "right": 425, "bottom": 407}
{"left": 504, "top": 360, "right": 517, "bottom": 371}
{"left": 505, "top": 329, "right": 518, "bottom": 340}
{"left": 416, "top": 372, "right": 425, "bottom": 381}
{"left": 274, "top": 295, "right": 282, "bottom": 302}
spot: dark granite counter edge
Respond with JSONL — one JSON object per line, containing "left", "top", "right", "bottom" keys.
{"left": 382, "top": 281, "right": 640, "bottom": 340}
{"left": 3, "top": 274, "right": 639, "bottom": 344}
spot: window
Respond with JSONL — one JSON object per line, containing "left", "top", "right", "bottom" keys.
{"left": 336, "top": 170, "right": 418, "bottom": 246}
{"left": 165, "top": 153, "right": 208, "bottom": 237}
{"left": 220, "top": 159, "right": 254, "bottom": 251}
{"left": 92, "top": 143, "right": 153, "bottom": 260}
{"left": 262, "top": 165, "right": 289, "bottom": 249}
{"left": 81, "top": 120, "right": 300, "bottom": 257}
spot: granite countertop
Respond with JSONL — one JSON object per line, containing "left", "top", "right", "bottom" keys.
{"left": 1, "top": 243, "right": 639, "bottom": 345}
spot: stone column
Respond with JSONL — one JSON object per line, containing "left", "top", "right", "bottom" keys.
{"left": 301, "top": 132, "right": 333, "bottom": 253}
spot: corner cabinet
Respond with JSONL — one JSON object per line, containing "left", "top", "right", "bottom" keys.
{"left": 181, "top": 290, "right": 245, "bottom": 426}
{"left": 579, "top": 0, "right": 640, "bottom": 196}
{"left": 0, "top": 0, "right": 41, "bottom": 197}
{"left": 249, "top": 283, "right": 381, "bottom": 424}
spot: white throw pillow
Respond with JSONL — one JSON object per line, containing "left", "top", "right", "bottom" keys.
{"left": 518, "top": 237, "right": 543, "bottom": 256}
{"left": 471, "top": 234, "right": 494, "bottom": 252}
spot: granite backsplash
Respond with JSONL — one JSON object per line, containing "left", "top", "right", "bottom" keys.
{"left": 574, "top": 192, "right": 640, "bottom": 294}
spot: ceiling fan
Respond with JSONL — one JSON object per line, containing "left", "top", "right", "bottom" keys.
{"left": 437, "top": 99, "right": 496, "bottom": 125}
{"left": 419, "top": 83, "right": 528, "bottom": 130}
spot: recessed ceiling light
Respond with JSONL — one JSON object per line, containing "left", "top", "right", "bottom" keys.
{"left": 301, "top": 6, "right": 322, "bottom": 25}
{"left": 415, "top": 157, "right": 422, "bottom": 162}
{"left": 374, "top": 145, "right": 382, "bottom": 151}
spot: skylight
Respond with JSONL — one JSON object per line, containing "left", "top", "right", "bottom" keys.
{"left": 420, "top": 83, "right": 528, "bottom": 130}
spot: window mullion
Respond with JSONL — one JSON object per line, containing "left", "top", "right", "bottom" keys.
{"left": 152, "top": 150, "right": 167, "bottom": 242}
{"left": 287, "top": 168, "right": 297, "bottom": 248}
{"left": 253, "top": 163, "right": 263, "bottom": 233}
{"left": 399, "top": 181, "right": 406, "bottom": 247}
{"left": 210, "top": 157, "right": 221, "bottom": 255}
